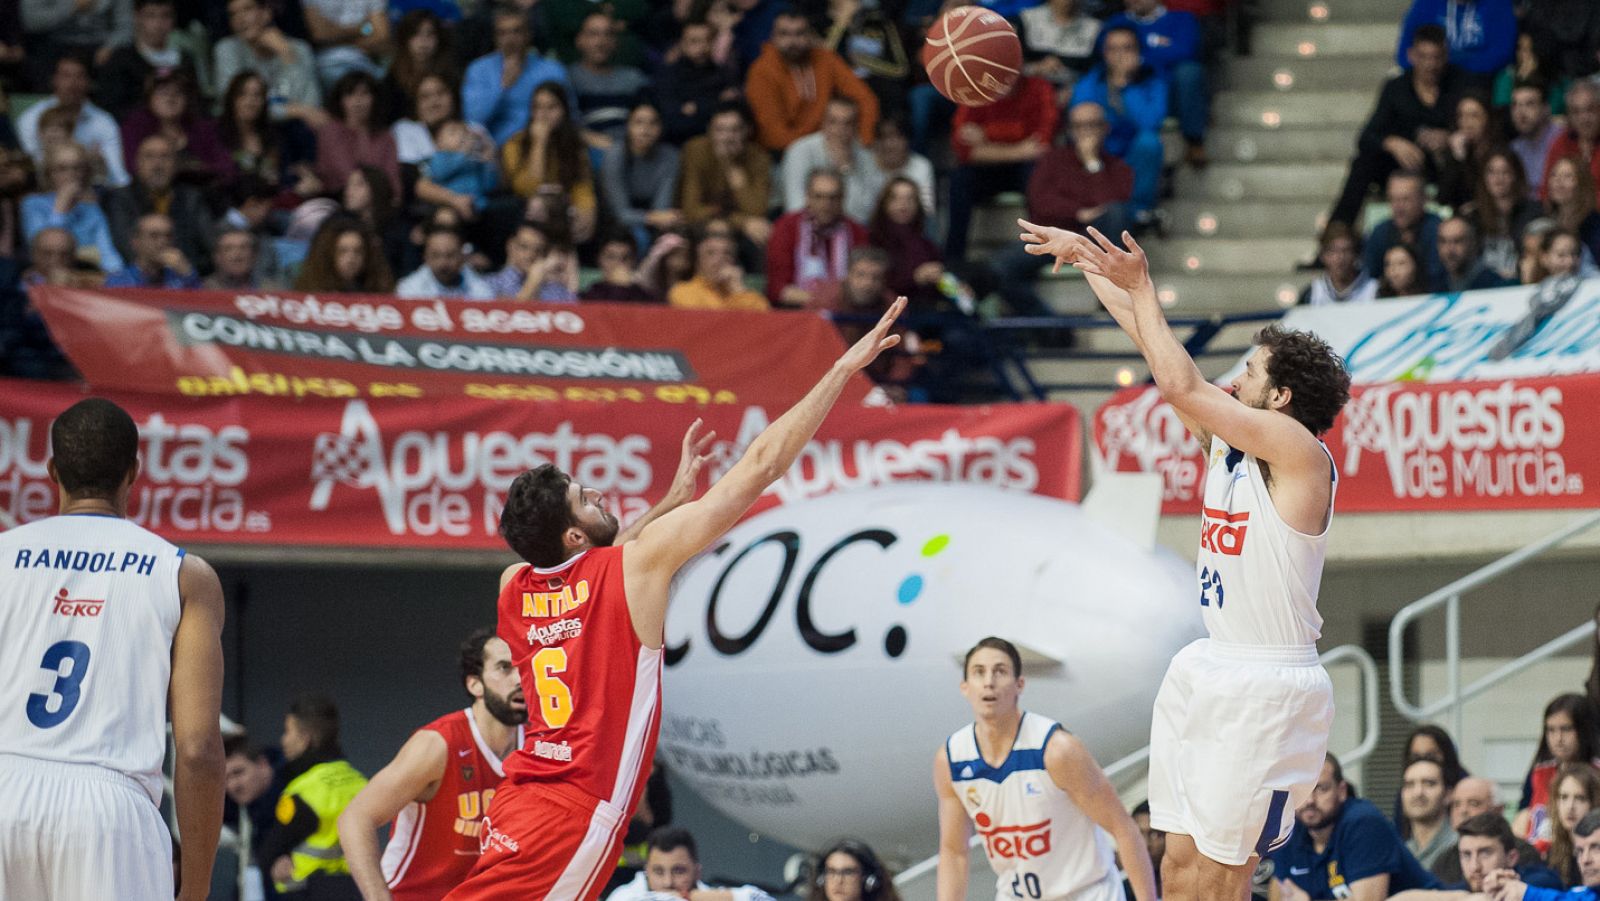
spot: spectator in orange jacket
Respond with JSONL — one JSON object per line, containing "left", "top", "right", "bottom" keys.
{"left": 744, "top": 10, "right": 879, "bottom": 153}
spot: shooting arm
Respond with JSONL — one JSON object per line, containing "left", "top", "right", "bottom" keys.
{"left": 1045, "top": 732, "right": 1157, "bottom": 901}
{"left": 170, "top": 554, "right": 225, "bottom": 900}
{"left": 338, "top": 730, "right": 448, "bottom": 901}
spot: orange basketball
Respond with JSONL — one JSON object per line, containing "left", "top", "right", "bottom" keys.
{"left": 922, "top": 7, "right": 1023, "bottom": 107}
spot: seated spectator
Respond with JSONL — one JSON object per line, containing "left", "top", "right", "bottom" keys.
{"left": 1517, "top": 695, "right": 1600, "bottom": 855}
{"left": 947, "top": 73, "right": 1056, "bottom": 261}
{"left": 213, "top": 0, "right": 326, "bottom": 129}
{"left": 316, "top": 72, "right": 400, "bottom": 197}
{"left": 1496, "top": 35, "right": 1567, "bottom": 115}
{"left": 1400, "top": 757, "right": 1459, "bottom": 873}
{"left": 293, "top": 214, "right": 394, "bottom": 292}
{"left": 639, "top": 228, "right": 695, "bottom": 299}
{"left": 807, "top": 838, "right": 900, "bottom": 901}
{"left": 462, "top": 9, "right": 571, "bottom": 146}
{"left": 1433, "top": 94, "right": 1497, "bottom": 210}
{"left": 485, "top": 221, "right": 575, "bottom": 301}
{"left": 601, "top": 102, "right": 682, "bottom": 253}
{"left": 569, "top": 11, "right": 649, "bottom": 151}
{"left": 540, "top": 0, "right": 651, "bottom": 68}
{"left": 1432, "top": 777, "right": 1542, "bottom": 885}
{"left": 1327, "top": 25, "right": 1461, "bottom": 230}
{"left": 606, "top": 827, "right": 772, "bottom": 901}
{"left": 421, "top": 119, "right": 499, "bottom": 218}
{"left": 782, "top": 97, "right": 882, "bottom": 225}
{"left": 217, "top": 175, "right": 285, "bottom": 285}
{"left": 1543, "top": 157, "right": 1600, "bottom": 265}
{"left": 1549, "top": 764, "right": 1600, "bottom": 887}
{"left": 867, "top": 117, "right": 935, "bottom": 217}
{"left": 1394, "top": 726, "right": 1470, "bottom": 823}
{"left": 1544, "top": 81, "right": 1600, "bottom": 197}
{"left": 678, "top": 102, "right": 773, "bottom": 252}
{"left": 1460, "top": 149, "right": 1543, "bottom": 282}
{"left": 1378, "top": 242, "right": 1428, "bottom": 298}
{"left": 1510, "top": 81, "right": 1563, "bottom": 197}
{"left": 1270, "top": 754, "right": 1440, "bottom": 899}
{"left": 121, "top": 70, "right": 235, "bottom": 189}
{"left": 1299, "top": 223, "right": 1378, "bottom": 305}
{"left": 16, "top": 55, "right": 130, "bottom": 188}
{"left": 381, "top": 10, "right": 457, "bottom": 123}
{"left": 1394, "top": 813, "right": 1562, "bottom": 898}
{"left": 1131, "top": 801, "right": 1166, "bottom": 898}
{"left": 105, "top": 212, "right": 201, "bottom": 288}
{"left": 394, "top": 72, "right": 497, "bottom": 167}
{"left": 19, "top": 0, "right": 130, "bottom": 93}
{"left": 669, "top": 227, "right": 768, "bottom": 311}
{"left": 653, "top": 17, "right": 742, "bottom": 146}
{"left": 1017, "top": 0, "right": 1102, "bottom": 103}
{"left": 220, "top": 72, "right": 320, "bottom": 199}
{"left": 745, "top": 10, "right": 879, "bottom": 153}
{"left": 1103, "top": 0, "right": 1207, "bottom": 167}
{"left": 815, "top": 0, "right": 916, "bottom": 116}
{"left": 1524, "top": 228, "right": 1584, "bottom": 284}
{"left": 1364, "top": 171, "right": 1445, "bottom": 289}
{"left": 1070, "top": 26, "right": 1166, "bottom": 219}
{"left": 205, "top": 228, "right": 282, "bottom": 291}
{"left": 21, "top": 226, "right": 104, "bottom": 287}
{"left": 2, "top": 229, "right": 81, "bottom": 380}
{"left": 1395, "top": 0, "right": 1514, "bottom": 90}
{"left": 767, "top": 168, "right": 869, "bottom": 307}
{"left": 21, "top": 142, "right": 124, "bottom": 273}
{"left": 503, "top": 82, "right": 598, "bottom": 245}
{"left": 869, "top": 177, "right": 944, "bottom": 304}
{"left": 1483, "top": 811, "right": 1600, "bottom": 901}
{"left": 1434, "top": 216, "right": 1515, "bottom": 292}
{"left": 222, "top": 735, "right": 283, "bottom": 893}
{"left": 93, "top": 0, "right": 198, "bottom": 119}
{"left": 397, "top": 226, "right": 494, "bottom": 300}
{"left": 341, "top": 164, "right": 409, "bottom": 276}
{"left": 107, "top": 135, "right": 214, "bottom": 277}
{"left": 580, "top": 233, "right": 660, "bottom": 302}
{"left": 301, "top": 0, "right": 388, "bottom": 87}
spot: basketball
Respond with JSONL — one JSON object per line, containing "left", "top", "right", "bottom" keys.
{"left": 922, "top": 7, "right": 1023, "bottom": 107}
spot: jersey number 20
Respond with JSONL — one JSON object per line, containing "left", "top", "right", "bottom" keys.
{"left": 27, "top": 640, "right": 91, "bottom": 728}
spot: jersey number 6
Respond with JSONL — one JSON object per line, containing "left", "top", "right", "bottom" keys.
{"left": 27, "top": 640, "right": 92, "bottom": 729}
{"left": 531, "top": 647, "right": 573, "bottom": 728}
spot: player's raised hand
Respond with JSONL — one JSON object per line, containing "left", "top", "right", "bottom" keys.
{"left": 664, "top": 418, "right": 717, "bottom": 506}
{"left": 1017, "top": 218, "right": 1090, "bottom": 273}
{"left": 1071, "top": 227, "right": 1152, "bottom": 293}
{"left": 836, "top": 296, "right": 906, "bottom": 373}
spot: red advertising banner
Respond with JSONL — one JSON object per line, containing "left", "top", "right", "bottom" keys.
{"left": 26, "top": 286, "right": 867, "bottom": 407}
{"left": 0, "top": 380, "right": 1080, "bottom": 550}
{"left": 1094, "top": 375, "right": 1595, "bottom": 514}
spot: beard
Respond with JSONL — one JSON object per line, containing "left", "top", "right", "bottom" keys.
{"left": 483, "top": 685, "right": 529, "bottom": 726}
{"left": 583, "top": 512, "right": 620, "bottom": 548}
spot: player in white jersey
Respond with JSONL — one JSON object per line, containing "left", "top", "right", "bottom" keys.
{"left": 934, "top": 638, "right": 1157, "bottom": 901}
{"left": 0, "top": 398, "right": 226, "bottom": 900}
{"left": 1017, "top": 224, "right": 1352, "bottom": 901}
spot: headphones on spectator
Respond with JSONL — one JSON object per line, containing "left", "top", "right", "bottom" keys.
{"left": 814, "top": 839, "right": 884, "bottom": 898}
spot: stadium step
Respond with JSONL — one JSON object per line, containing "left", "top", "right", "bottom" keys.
{"left": 1036, "top": 271, "right": 1306, "bottom": 315}
{"left": 1212, "top": 89, "right": 1375, "bottom": 129}
{"left": 1173, "top": 161, "right": 1348, "bottom": 201}
{"left": 1144, "top": 238, "right": 1316, "bottom": 275}
{"left": 1253, "top": 0, "right": 1406, "bottom": 23}
{"left": 1219, "top": 56, "right": 1396, "bottom": 93}
{"left": 1206, "top": 126, "right": 1358, "bottom": 164}
{"left": 1250, "top": 22, "right": 1401, "bottom": 57}
{"left": 1162, "top": 199, "right": 1329, "bottom": 239}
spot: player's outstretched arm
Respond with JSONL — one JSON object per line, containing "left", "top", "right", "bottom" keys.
{"left": 623, "top": 298, "right": 905, "bottom": 637}
{"left": 615, "top": 418, "right": 716, "bottom": 545}
{"left": 1043, "top": 732, "right": 1157, "bottom": 901}
{"left": 338, "top": 730, "right": 450, "bottom": 901}
{"left": 1072, "top": 228, "right": 1324, "bottom": 469}
{"left": 170, "top": 553, "right": 226, "bottom": 901}
{"left": 933, "top": 747, "right": 972, "bottom": 901}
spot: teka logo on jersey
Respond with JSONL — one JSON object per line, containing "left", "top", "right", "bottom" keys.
{"left": 51, "top": 588, "right": 106, "bottom": 617}
{"left": 309, "top": 400, "right": 653, "bottom": 537}
{"left": 1199, "top": 508, "right": 1249, "bottom": 556}
{"left": 973, "top": 814, "right": 1052, "bottom": 861}
{"left": 1096, "top": 387, "right": 1205, "bottom": 502}
{"left": 1341, "top": 382, "right": 1583, "bottom": 501}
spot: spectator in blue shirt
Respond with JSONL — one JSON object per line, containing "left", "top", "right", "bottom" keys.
{"left": 1070, "top": 26, "right": 1168, "bottom": 217}
{"left": 1482, "top": 810, "right": 1600, "bottom": 901}
{"left": 1396, "top": 0, "right": 1515, "bottom": 89}
{"left": 1364, "top": 171, "right": 1447, "bottom": 289}
{"left": 21, "top": 142, "right": 124, "bottom": 273}
{"left": 1103, "top": 0, "right": 1208, "bottom": 167}
{"left": 104, "top": 213, "right": 202, "bottom": 288}
{"left": 462, "top": 8, "right": 571, "bottom": 146}
{"left": 1270, "top": 754, "right": 1440, "bottom": 900}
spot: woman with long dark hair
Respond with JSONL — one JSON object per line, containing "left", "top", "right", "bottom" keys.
{"left": 342, "top": 164, "right": 410, "bottom": 275}
{"left": 1515, "top": 693, "right": 1600, "bottom": 853}
{"left": 868, "top": 176, "right": 943, "bottom": 304}
{"left": 382, "top": 10, "right": 456, "bottom": 120}
{"left": 1377, "top": 243, "right": 1426, "bottom": 298}
{"left": 1548, "top": 763, "right": 1600, "bottom": 887}
{"left": 1459, "top": 148, "right": 1542, "bottom": 282}
{"left": 121, "top": 69, "right": 235, "bottom": 187}
{"left": 316, "top": 71, "right": 400, "bottom": 197}
{"left": 292, "top": 214, "right": 394, "bottom": 292}
{"left": 805, "top": 839, "right": 902, "bottom": 901}
{"left": 218, "top": 71, "right": 318, "bottom": 194}
{"left": 600, "top": 101, "right": 681, "bottom": 252}
{"left": 1543, "top": 156, "right": 1600, "bottom": 266}
{"left": 1434, "top": 93, "right": 1500, "bottom": 210}
{"left": 501, "top": 81, "right": 596, "bottom": 244}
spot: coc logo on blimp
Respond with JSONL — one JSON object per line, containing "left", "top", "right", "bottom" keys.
{"left": 660, "top": 483, "right": 1204, "bottom": 858}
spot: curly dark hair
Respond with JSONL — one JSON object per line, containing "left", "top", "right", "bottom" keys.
{"left": 500, "top": 463, "right": 575, "bottom": 567}
{"left": 1253, "top": 325, "right": 1352, "bottom": 436}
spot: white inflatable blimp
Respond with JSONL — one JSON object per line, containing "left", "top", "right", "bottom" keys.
{"left": 660, "top": 483, "right": 1204, "bottom": 859}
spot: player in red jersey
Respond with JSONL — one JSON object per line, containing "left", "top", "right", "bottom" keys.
{"left": 340, "top": 429, "right": 716, "bottom": 901}
{"left": 443, "top": 299, "right": 906, "bottom": 901}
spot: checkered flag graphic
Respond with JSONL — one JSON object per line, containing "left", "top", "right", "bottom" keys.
{"left": 1339, "top": 386, "right": 1393, "bottom": 477}
{"left": 312, "top": 432, "right": 375, "bottom": 488}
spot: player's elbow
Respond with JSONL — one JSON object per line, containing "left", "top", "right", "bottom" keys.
{"left": 174, "top": 730, "right": 224, "bottom": 773}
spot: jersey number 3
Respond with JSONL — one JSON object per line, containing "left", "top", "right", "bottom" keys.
{"left": 27, "top": 640, "right": 91, "bottom": 729}
{"left": 531, "top": 647, "right": 572, "bottom": 728}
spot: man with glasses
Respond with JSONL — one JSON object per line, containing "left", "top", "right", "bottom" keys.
{"left": 463, "top": 7, "right": 572, "bottom": 146}
{"left": 104, "top": 212, "right": 201, "bottom": 288}
{"left": 766, "top": 168, "right": 868, "bottom": 308}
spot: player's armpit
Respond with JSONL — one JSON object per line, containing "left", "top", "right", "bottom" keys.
{"left": 1165, "top": 381, "right": 1325, "bottom": 473}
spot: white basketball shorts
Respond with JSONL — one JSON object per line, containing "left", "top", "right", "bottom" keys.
{"left": 0, "top": 754, "right": 173, "bottom": 900}
{"left": 1146, "top": 638, "right": 1334, "bottom": 867}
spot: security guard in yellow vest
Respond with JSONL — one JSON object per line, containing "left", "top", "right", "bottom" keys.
{"left": 261, "top": 694, "right": 368, "bottom": 900}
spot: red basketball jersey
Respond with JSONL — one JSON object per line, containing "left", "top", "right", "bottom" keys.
{"left": 381, "top": 709, "right": 523, "bottom": 901}
{"left": 497, "top": 546, "right": 662, "bottom": 811}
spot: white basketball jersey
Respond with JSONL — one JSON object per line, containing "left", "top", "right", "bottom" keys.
{"left": 947, "top": 712, "right": 1119, "bottom": 901}
{"left": 1196, "top": 437, "right": 1335, "bottom": 647}
{"left": 0, "top": 514, "right": 184, "bottom": 804}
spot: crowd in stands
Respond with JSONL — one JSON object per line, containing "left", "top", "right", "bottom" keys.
{"left": 0, "top": 0, "right": 1239, "bottom": 393}
{"left": 1303, "top": 0, "right": 1600, "bottom": 312}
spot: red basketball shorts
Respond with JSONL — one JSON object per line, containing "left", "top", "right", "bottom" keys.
{"left": 443, "top": 780, "right": 627, "bottom": 901}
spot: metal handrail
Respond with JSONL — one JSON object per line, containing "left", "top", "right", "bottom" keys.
{"left": 1388, "top": 509, "right": 1600, "bottom": 737}
{"left": 894, "top": 644, "right": 1380, "bottom": 887}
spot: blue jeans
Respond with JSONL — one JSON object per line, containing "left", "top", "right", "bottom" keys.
{"left": 909, "top": 83, "right": 956, "bottom": 157}
{"left": 1170, "top": 60, "right": 1209, "bottom": 144}
{"left": 1123, "top": 132, "right": 1165, "bottom": 215}
{"left": 945, "top": 162, "right": 1034, "bottom": 262}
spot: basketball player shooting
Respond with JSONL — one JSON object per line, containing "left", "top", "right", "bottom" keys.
{"left": 443, "top": 298, "right": 906, "bottom": 901}
{"left": 1017, "top": 222, "right": 1352, "bottom": 901}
